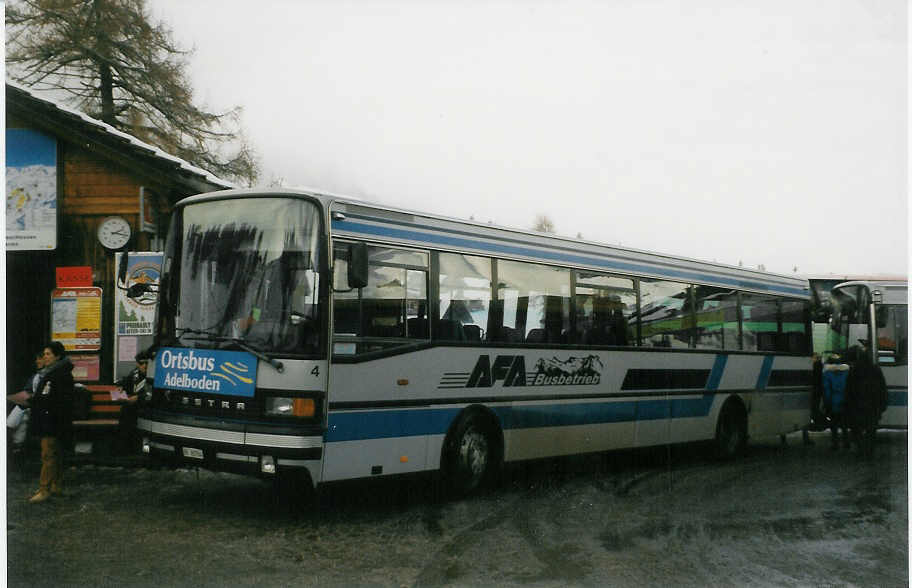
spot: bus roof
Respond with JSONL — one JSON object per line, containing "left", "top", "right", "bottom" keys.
{"left": 805, "top": 274, "right": 907, "bottom": 282}
{"left": 177, "top": 187, "right": 810, "bottom": 299}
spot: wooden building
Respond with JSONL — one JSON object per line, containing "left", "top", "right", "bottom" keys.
{"left": 6, "top": 81, "right": 234, "bottom": 391}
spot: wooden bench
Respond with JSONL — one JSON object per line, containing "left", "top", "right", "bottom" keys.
{"left": 70, "top": 384, "right": 132, "bottom": 455}
{"left": 72, "top": 384, "right": 127, "bottom": 429}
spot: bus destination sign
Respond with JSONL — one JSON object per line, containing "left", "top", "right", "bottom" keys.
{"left": 154, "top": 347, "right": 257, "bottom": 397}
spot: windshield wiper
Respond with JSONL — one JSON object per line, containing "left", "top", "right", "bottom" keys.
{"left": 230, "top": 338, "right": 284, "bottom": 373}
{"left": 177, "top": 328, "right": 284, "bottom": 373}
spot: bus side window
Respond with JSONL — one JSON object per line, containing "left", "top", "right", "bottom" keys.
{"left": 780, "top": 299, "right": 811, "bottom": 354}
{"left": 877, "top": 305, "right": 907, "bottom": 365}
{"left": 332, "top": 242, "right": 429, "bottom": 351}
{"left": 361, "top": 248, "right": 428, "bottom": 340}
{"left": 639, "top": 280, "right": 693, "bottom": 349}
{"left": 741, "top": 294, "right": 778, "bottom": 352}
{"left": 693, "top": 286, "right": 739, "bottom": 350}
{"left": 495, "top": 259, "right": 571, "bottom": 344}
{"left": 574, "top": 272, "right": 637, "bottom": 346}
{"left": 437, "top": 252, "right": 493, "bottom": 342}
{"left": 332, "top": 243, "right": 360, "bottom": 335}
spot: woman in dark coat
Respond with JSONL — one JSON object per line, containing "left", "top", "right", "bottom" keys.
{"left": 29, "top": 341, "right": 74, "bottom": 503}
{"left": 845, "top": 346, "right": 888, "bottom": 457}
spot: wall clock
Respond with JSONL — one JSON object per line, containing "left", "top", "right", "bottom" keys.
{"left": 97, "top": 216, "right": 132, "bottom": 250}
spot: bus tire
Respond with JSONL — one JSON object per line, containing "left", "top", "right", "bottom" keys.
{"left": 443, "top": 411, "right": 501, "bottom": 496}
{"left": 715, "top": 400, "right": 747, "bottom": 460}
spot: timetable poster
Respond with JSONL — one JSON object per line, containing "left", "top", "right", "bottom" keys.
{"left": 51, "top": 287, "right": 102, "bottom": 351}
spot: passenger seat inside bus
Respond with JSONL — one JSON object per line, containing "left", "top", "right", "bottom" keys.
{"left": 406, "top": 317, "right": 429, "bottom": 338}
{"left": 462, "top": 324, "right": 482, "bottom": 341}
{"left": 434, "top": 319, "right": 466, "bottom": 341}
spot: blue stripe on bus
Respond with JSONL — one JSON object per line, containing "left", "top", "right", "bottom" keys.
{"left": 492, "top": 401, "right": 637, "bottom": 429}
{"left": 324, "top": 354, "right": 812, "bottom": 443}
{"left": 326, "top": 407, "right": 463, "bottom": 442}
{"left": 756, "top": 356, "right": 774, "bottom": 390}
{"left": 325, "top": 395, "right": 718, "bottom": 443}
{"left": 332, "top": 220, "right": 807, "bottom": 297}
{"left": 706, "top": 355, "right": 727, "bottom": 391}
{"left": 888, "top": 390, "right": 907, "bottom": 407}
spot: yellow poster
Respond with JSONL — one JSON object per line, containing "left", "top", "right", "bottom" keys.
{"left": 51, "top": 287, "right": 102, "bottom": 351}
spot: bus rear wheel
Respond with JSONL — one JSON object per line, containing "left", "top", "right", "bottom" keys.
{"left": 444, "top": 413, "right": 498, "bottom": 496}
{"left": 715, "top": 401, "right": 747, "bottom": 459}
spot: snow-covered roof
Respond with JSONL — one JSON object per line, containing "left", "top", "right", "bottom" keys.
{"left": 6, "top": 79, "right": 235, "bottom": 192}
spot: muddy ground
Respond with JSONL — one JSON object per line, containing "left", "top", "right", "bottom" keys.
{"left": 6, "top": 430, "right": 908, "bottom": 587}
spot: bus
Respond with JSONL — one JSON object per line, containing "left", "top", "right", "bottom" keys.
{"left": 807, "top": 274, "right": 905, "bottom": 350}
{"left": 133, "top": 188, "right": 813, "bottom": 494}
{"left": 823, "top": 280, "right": 907, "bottom": 429}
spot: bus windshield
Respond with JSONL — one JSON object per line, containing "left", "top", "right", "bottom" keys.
{"left": 165, "top": 197, "right": 324, "bottom": 355}
{"left": 827, "top": 285, "right": 870, "bottom": 357}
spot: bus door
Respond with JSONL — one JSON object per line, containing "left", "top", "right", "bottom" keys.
{"left": 873, "top": 296, "right": 908, "bottom": 428}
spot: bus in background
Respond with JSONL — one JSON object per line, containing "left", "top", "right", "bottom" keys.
{"left": 824, "top": 280, "right": 908, "bottom": 429}
{"left": 807, "top": 274, "right": 906, "bottom": 352}
{"left": 133, "top": 188, "right": 813, "bottom": 495}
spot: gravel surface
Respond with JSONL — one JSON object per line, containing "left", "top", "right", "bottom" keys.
{"left": 6, "top": 431, "right": 907, "bottom": 587}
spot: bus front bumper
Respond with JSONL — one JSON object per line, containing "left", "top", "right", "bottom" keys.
{"left": 138, "top": 417, "right": 324, "bottom": 482}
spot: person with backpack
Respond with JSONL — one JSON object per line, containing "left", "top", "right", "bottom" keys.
{"left": 822, "top": 353, "right": 850, "bottom": 450}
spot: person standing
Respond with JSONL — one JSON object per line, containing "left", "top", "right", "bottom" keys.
{"left": 116, "top": 351, "right": 150, "bottom": 453}
{"left": 801, "top": 353, "right": 825, "bottom": 445}
{"left": 846, "top": 347, "right": 888, "bottom": 458}
{"left": 7, "top": 350, "right": 48, "bottom": 456}
{"left": 821, "top": 354, "right": 850, "bottom": 450}
{"left": 29, "top": 342, "right": 74, "bottom": 504}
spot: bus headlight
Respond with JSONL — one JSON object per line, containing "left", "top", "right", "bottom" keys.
{"left": 264, "top": 397, "right": 317, "bottom": 418}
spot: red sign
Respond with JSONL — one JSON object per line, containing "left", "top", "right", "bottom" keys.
{"left": 71, "top": 355, "right": 101, "bottom": 382}
{"left": 56, "top": 266, "right": 93, "bottom": 287}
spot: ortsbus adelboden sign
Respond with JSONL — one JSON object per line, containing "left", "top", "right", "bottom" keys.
{"left": 154, "top": 347, "right": 257, "bottom": 397}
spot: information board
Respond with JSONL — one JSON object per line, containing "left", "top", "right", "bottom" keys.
{"left": 51, "top": 287, "right": 102, "bottom": 351}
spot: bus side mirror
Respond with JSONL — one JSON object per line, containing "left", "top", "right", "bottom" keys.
{"left": 348, "top": 242, "right": 368, "bottom": 289}
{"left": 126, "top": 282, "right": 158, "bottom": 299}
{"left": 117, "top": 252, "right": 129, "bottom": 288}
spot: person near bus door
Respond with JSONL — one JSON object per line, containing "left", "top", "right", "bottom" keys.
{"left": 821, "top": 353, "right": 850, "bottom": 450}
{"left": 800, "top": 352, "right": 825, "bottom": 445}
{"left": 845, "top": 345, "right": 888, "bottom": 458}
{"left": 28, "top": 342, "right": 75, "bottom": 503}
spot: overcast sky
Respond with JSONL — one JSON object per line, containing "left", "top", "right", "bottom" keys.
{"left": 149, "top": 0, "right": 907, "bottom": 277}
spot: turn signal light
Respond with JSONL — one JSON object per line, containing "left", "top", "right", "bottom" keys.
{"left": 293, "top": 398, "right": 315, "bottom": 418}
{"left": 265, "top": 396, "right": 319, "bottom": 418}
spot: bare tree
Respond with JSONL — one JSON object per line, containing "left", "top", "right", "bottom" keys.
{"left": 533, "top": 214, "right": 555, "bottom": 234}
{"left": 6, "top": 0, "right": 259, "bottom": 185}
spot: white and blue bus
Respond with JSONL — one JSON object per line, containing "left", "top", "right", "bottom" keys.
{"left": 822, "top": 280, "right": 907, "bottom": 429}
{"left": 136, "top": 188, "right": 813, "bottom": 493}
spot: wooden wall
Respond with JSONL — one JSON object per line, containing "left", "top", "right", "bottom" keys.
{"left": 60, "top": 145, "right": 169, "bottom": 381}
{"left": 7, "top": 139, "right": 172, "bottom": 388}
{"left": 58, "top": 147, "right": 166, "bottom": 280}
